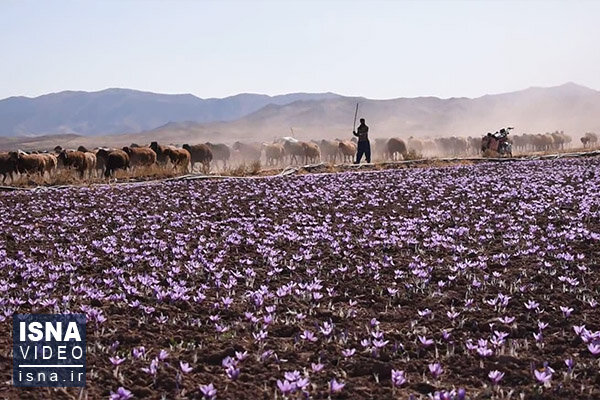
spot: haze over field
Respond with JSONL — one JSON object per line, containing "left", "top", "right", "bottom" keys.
{"left": 1, "top": 82, "right": 599, "bottom": 151}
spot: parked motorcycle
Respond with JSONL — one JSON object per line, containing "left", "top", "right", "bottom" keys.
{"left": 481, "top": 127, "right": 513, "bottom": 157}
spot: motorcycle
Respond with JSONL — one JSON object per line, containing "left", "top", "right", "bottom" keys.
{"left": 481, "top": 127, "right": 513, "bottom": 157}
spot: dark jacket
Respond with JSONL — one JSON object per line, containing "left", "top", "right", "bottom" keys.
{"left": 353, "top": 123, "right": 369, "bottom": 142}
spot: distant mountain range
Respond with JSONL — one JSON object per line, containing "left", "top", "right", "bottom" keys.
{"left": 142, "top": 82, "right": 600, "bottom": 142}
{"left": 0, "top": 89, "right": 340, "bottom": 136}
{"left": 1, "top": 83, "right": 599, "bottom": 151}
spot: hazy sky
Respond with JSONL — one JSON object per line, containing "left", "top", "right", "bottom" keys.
{"left": 1, "top": 0, "right": 599, "bottom": 100}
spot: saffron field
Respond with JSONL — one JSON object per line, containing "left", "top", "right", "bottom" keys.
{"left": 1, "top": 157, "right": 599, "bottom": 399}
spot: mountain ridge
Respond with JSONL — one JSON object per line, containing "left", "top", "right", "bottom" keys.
{"left": 1, "top": 83, "right": 599, "bottom": 151}
{"left": 0, "top": 89, "right": 341, "bottom": 136}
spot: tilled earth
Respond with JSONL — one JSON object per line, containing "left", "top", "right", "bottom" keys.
{"left": 0, "top": 157, "right": 599, "bottom": 399}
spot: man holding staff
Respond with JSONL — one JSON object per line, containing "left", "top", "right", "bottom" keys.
{"left": 353, "top": 117, "right": 371, "bottom": 164}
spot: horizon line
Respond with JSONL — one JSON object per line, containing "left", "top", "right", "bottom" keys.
{"left": 0, "top": 81, "right": 595, "bottom": 103}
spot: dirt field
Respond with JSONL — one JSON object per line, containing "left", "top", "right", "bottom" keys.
{"left": 0, "top": 157, "right": 599, "bottom": 399}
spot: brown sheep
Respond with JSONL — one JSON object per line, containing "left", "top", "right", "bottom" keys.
{"left": 39, "top": 153, "right": 58, "bottom": 178}
{"left": 93, "top": 149, "right": 106, "bottom": 177}
{"left": 282, "top": 140, "right": 305, "bottom": 164}
{"left": 57, "top": 150, "right": 94, "bottom": 178}
{"left": 372, "top": 138, "right": 389, "bottom": 160}
{"left": 183, "top": 144, "right": 212, "bottom": 173}
{"left": 150, "top": 141, "right": 171, "bottom": 165}
{"left": 231, "top": 141, "right": 262, "bottom": 164}
{"left": 205, "top": 143, "right": 230, "bottom": 169}
{"left": 319, "top": 140, "right": 340, "bottom": 163}
{"left": 532, "top": 134, "right": 554, "bottom": 152}
{"left": 302, "top": 142, "right": 321, "bottom": 164}
{"left": 338, "top": 140, "right": 357, "bottom": 163}
{"left": 387, "top": 138, "right": 408, "bottom": 160}
{"left": 164, "top": 147, "right": 191, "bottom": 173}
{"left": 96, "top": 149, "right": 130, "bottom": 178}
{"left": 0, "top": 152, "right": 18, "bottom": 184}
{"left": 581, "top": 132, "right": 598, "bottom": 148}
{"left": 122, "top": 146, "right": 157, "bottom": 169}
{"left": 84, "top": 152, "right": 97, "bottom": 177}
{"left": 262, "top": 143, "right": 285, "bottom": 166}
{"left": 407, "top": 137, "right": 427, "bottom": 155}
{"left": 11, "top": 151, "right": 46, "bottom": 176}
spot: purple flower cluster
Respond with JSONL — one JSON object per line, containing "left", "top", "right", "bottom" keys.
{"left": 0, "top": 157, "right": 599, "bottom": 398}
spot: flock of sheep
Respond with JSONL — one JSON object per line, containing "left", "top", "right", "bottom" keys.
{"left": 0, "top": 131, "right": 597, "bottom": 185}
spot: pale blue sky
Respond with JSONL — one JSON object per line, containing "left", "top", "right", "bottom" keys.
{"left": 1, "top": 0, "right": 599, "bottom": 100}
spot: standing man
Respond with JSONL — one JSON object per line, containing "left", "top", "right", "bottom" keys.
{"left": 353, "top": 118, "right": 371, "bottom": 163}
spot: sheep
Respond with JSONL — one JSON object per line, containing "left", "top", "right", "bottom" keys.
{"left": 387, "top": 138, "right": 408, "bottom": 160}
{"left": 338, "top": 141, "right": 357, "bottom": 163}
{"left": 122, "top": 146, "right": 157, "bottom": 170}
{"left": 182, "top": 144, "right": 211, "bottom": 173}
{"left": 302, "top": 142, "right": 321, "bottom": 164}
{"left": 57, "top": 150, "right": 95, "bottom": 178}
{"left": 0, "top": 152, "right": 18, "bottom": 184}
{"left": 11, "top": 151, "right": 46, "bottom": 176}
{"left": 205, "top": 143, "right": 230, "bottom": 169}
{"left": 318, "top": 140, "right": 340, "bottom": 163}
{"left": 262, "top": 143, "right": 285, "bottom": 167}
{"left": 96, "top": 149, "right": 130, "bottom": 178}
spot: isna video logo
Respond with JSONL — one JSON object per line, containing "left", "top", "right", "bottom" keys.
{"left": 13, "top": 314, "right": 86, "bottom": 387}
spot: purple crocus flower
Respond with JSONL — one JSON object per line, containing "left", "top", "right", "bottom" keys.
{"left": 180, "top": 361, "right": 193, "bottom": 374}
{"left": 141, "top": 358, "right": 158, "bottom": 376}
{"left": 565, "top": 358, "right": 574, "bottom": 371}
{"left": 428, "top": 363, "right": 443, "bottom": 379}
{"left": 284, "top": 370, "right": 301, "bottom": 382}
{"left": 447, "top": 310, "right": 460, "bottom": 320}
{"left": 226, "top": 366, "right": 240, "bottom": 380}
{"left": 573, "top": 325, "right": 586, "bottom": 336}
{"left": 418, "top": 309, "right": 432, "bottom": 317}
{"left": 158, "top": 349, "right": 169, "bottom": 361}
{"left": 109, "top": 356, "right": 126, "bottom": 366}
{"left": 524, "top": 300, "right": 539, "bottom": 310}
{"left": 221, "top": 356, "right": 235, "bottom": 368}
{"left": 109, "top": 387, "right": 133, "bottom": 400}
{"left": 132, "top": 346, "right": 145, "bottom": 359}
{"left": 301, "top": 330, "right": 317, "bottom": 342}
{"left": 342, "top": 348, "right": 356, "bottom": 358}
{"left": 311, "top": 362, "right": 324, "bottom": 372}
{"left": 560, "top": 306, "right": 573, "bottom": 318}
{"left": 534, "top": 369, "right": 552, "bottom": 384}
{"left": 419, "top": 336, "right": 434, "bottom": 347}
{"left": 498, "top": 316, "right": 515, "bottom": 324}
{"left": 199, "top": 383, "right": 217, "bottom": 400}
{"left": 488, "top": 370, "right": 504, "bottom": 384}
{"left": 320, "top": 322, "right": 334, "bottom": 336}
{"left": 296, "top": 377, "right": 310, "bottom": 390}
{"left": 330, "top": 378, "right": 345, "bottom": 392}
{"left": 391, "top": 369, "right": 406, "bottom": 387}
{"left": 588, "top": 342, "right": 600, "bottom": 356}
{"left": 477, "top": 347, "right": 493, "bottom": 357}
{"left": 277, "top": 379, "right": 296, "bottom": 395}
{"left": 442, "top": 330, "right": 451, "bottom": 341}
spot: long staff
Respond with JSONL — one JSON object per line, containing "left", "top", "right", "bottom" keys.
{"left": 352, "top": 103, "right": 359, "bottom": 132}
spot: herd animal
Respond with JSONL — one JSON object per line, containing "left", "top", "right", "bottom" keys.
{"left": 581, "top": 132, "right": 598, "bottom": 148}
{"left": 0, "top": 131, "right": 594, "bottom": 185}
{"left": 182, "top": 144, "right": 211, "bottom": 173}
